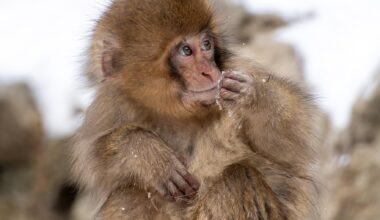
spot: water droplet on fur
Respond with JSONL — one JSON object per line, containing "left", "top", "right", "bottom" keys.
{"left": 216, "top": 98, "right": 223, "bottom": 111}
{"left": 215, "top": 71, "right": 225, "bottom": 111}
{"left": 227, "top": 110, "right": 233, "bottom": 118}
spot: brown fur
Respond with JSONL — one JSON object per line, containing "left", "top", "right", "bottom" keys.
{"left": 71, "top": 0, "right": 320, "bottom": 219}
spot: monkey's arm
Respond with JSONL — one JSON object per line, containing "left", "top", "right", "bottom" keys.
{"left": 72, "top": 125, "right": 199, "bottom": 201}
{"left": 218, "top": 69, "right": 319, "bottom": 219}
{"left": 220, "top": 70, "right": 317, "bottom": 165}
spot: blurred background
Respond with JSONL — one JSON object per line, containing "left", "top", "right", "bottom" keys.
{"left": 1, "top": 0, "right": 380, "bottom": 219}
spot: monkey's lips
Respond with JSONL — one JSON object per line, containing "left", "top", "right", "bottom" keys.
{"left": 188, "top": 85, "right": 218, "bottom": 94}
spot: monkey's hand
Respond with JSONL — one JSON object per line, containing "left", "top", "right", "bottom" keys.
{"left": 218, "top": 70, "right": 255, "bottom": 108}
{"left": 90, "top": 126, "right": 200, "bottom": 203}
{"left": 144, "top": 143, "right": 200, "bottom": 202}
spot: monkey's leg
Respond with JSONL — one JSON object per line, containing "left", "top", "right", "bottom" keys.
{"left": 96, "top": 188, "right": 170, "bottom": 220}
{"left": 193, "top": 164, "right": 287, "bottom": 220}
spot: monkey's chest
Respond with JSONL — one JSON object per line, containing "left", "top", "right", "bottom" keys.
{"left": 188, "top": 117, "right": 250, "bottom": 185}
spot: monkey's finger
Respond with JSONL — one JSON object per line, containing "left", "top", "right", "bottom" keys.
{"left": 182, "top": 172, "right": 200, "bottom": 191}
{"left": 172, "top": 157, "right": 200, "bottom": 190}
{"left": 155, "top": 181, "right": 174, "bottom": 202}
{"left": 167, "top": 180, "right": 183, "bottom": 201}
{"left": 220, "top": 88, "right": 240, "bottom": 101}
{"left": 172, "top": 156, "right": 189, "bottom": 175}
{"left": 224, "top": 71, "right": 252, "bottom": 83}
{"left": 175, "top": 154, "right": 188, "bottom": 167}
{"left": 221, "top": 78, "right": 244, "bottom": 93}
{"left": 170, "top": 171, "right": 195, "bottom": 198}
{"left": 164, "top": 193, "right": 175, "bottom": 202}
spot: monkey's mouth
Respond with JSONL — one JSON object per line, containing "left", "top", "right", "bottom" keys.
{"left": 182, "top": 86, "right": 218, "bottom": 107}
{"left": 188, "top": 85, "right": 218, "bottom": 94}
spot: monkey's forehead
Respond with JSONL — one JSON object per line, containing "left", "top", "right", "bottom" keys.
{"left": 101, "top": 0, "right": 215, "bottom": 41}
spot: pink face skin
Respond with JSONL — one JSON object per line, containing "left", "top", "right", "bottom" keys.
{"left": 170, "top": 32, "right": 256, "bottom": 110}
{"left": 170, "top": 33, "right": 222, "bottom": 106}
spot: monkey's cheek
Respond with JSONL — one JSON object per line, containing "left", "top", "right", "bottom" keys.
{"left": 181, "top": 95, "right": 197, "bottom": 108}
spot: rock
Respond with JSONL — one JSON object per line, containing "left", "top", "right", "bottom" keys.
{"left": 0, "top": 83, "right": 43, "bottom": 220}
{"left": 336, "top": 79, "right": 380, "bottom": 153}
{"left": 328, "top": 141, "right": 380, "bottom": 220}
{"left": 326, "top": 70, "right": 380, "bottom": 219}
{"left": 27, "top": 138, "right": 78, "bottom": 220}
{"left": 0, "top": 166, "right": 35, "bottom": 220}
{"left": 0, "top": 82, "right": 78, "bottom": 219}
{"left": 0, "top": 130, "right": 78, "bottom": 220}
{"left": 214, "top": 0, "right": 288, "bottom": 42}
{"left": 239, "top": 41, "right": 304, "bottom": 82}
{"left": 0, "top": 83, "right": 43, "bottom": 165}
{"left": 215, "top": 0, "right": 304, "bottom": 81}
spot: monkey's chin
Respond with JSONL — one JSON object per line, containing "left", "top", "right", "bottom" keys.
{"left": 182, "top": 88, "right": 218, "bottom": 107}
{"left": 200, "top": 98, "right": 216, "bottom": 106}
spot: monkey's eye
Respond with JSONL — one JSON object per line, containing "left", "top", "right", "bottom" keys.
{"left": 179, "top": 45, "right": 193, "bottom": 56}
{"left": 201, "top": 40, "right": 212, "bottom": 51}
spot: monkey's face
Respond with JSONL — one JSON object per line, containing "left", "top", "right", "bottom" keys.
{"left": 170, "top": 32, "right": 222, "bottom": 107}
{"left": 95, "top": 0, "right": 229, "bottom": 118}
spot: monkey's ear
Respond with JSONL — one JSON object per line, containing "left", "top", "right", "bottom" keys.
{"left": 101, "top": 40, "right": 121, "bottom": 78}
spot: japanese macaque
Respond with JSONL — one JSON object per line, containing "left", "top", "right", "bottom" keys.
{"left": 71, "top": 0, "right": 320, "bottom": 219}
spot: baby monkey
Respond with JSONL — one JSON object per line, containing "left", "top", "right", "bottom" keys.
{"left": 71, "top": 0, "right": 320, "bottom": 219}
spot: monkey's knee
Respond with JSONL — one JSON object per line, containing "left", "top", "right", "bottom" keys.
{"left": 194, "top": 164, "right": 284, "bottom": 220}
{"left": 96, "top": 188, "right": 158, "bottom": 220}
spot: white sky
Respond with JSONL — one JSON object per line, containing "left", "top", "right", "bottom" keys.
{"left": 1, "top": 0, "right": 380, "bottom": 137}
